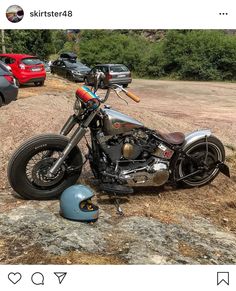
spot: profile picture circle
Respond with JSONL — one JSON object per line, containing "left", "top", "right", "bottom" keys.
{"left": 6, "top": 5, "right": 24, "bottom": 23}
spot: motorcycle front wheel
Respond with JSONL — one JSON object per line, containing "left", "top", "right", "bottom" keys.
{"left": 8, "top": 134, "right": 83, "bottom": 199}
{"left": 176, "top": 136, "right": 225, "bottom": 187}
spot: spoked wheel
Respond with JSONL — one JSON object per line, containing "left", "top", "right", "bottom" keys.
{"left": 8, "top": 134, "right": 83, "bottom": 199}
{"left": 176, "top": 136, "right": 225, "bottom": 187}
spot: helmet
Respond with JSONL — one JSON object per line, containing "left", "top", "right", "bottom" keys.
{"left": 60, "top": 185, "right": 99, "bottom": 222}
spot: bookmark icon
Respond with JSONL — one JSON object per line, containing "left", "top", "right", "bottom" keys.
{"left": 54, "top": 272, "right": 67, "bottom": 284}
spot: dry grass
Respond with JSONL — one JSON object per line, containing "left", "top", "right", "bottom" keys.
{"left": 0, "top": 239, "right": 125, "bottom": 264}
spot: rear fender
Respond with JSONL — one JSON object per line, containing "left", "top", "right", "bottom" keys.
{"left": 182, "top": 129, "right": 211, "bottom": 151}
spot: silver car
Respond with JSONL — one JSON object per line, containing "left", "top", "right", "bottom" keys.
{"left": 84, "top": 64, "right": 132, "bottom": 88}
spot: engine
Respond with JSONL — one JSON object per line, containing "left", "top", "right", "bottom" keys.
{"left": 96, "top": 129, "right": 174, "bottom": 186}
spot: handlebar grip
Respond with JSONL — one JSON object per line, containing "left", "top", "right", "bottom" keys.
{"left": 125, "top": 91, "right": 141, "bottom": 103}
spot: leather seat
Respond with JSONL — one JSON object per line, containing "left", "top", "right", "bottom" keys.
{"left": 157, "top": 131, "right": 185, "bottom": 145}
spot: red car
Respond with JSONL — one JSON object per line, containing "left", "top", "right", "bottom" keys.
{"left": 0, "top": 54, "right": 46, "bottom": 86}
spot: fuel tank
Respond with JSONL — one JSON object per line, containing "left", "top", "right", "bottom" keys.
{"left": 103, "top": 108, "right": 144, "bottom": 135}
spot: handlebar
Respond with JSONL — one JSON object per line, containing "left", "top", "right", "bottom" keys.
{"left": 92, "top": 72, "right": 140, "bottom": 104}
{"left": 98, "top": 84, "right": 140, "bottom": 104}
{"left": 123, "top": 90, "right": 140, "bottom": 103}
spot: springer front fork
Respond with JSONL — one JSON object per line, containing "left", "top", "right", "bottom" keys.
{"left": 47, "top": 111, "right": 97, "bottom": 177}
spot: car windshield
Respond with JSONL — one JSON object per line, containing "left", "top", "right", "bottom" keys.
{"left": 21, "top": 58, "right": 42, "bottom": 65}
{"left": 110, "top": 65, "right": 129, "bottom": 73}
{"left": 64, "top": 61, "right": 89, "bottom": 70}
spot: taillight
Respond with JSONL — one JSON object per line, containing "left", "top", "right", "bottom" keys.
{"left": 108, "top": 73, "right": 112, "bottom": 80}
{"left": 19, "top": 63, "right": 26, "bottom": 70}
{"left": 128, "top": 72, "right": 131, "bottom": 77}
{"left": 4, "top": 75, "right": 14, "bottom": 84}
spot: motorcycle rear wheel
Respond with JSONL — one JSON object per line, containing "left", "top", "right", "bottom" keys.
{"left": 176, "top": 136, "right": 225, "bottom": 187}
{"left": 8, "top": 134, "right": 83, "bottom": 199}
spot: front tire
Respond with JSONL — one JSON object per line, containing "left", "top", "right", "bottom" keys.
{"left": 176, "top": 136, "right": 225, "bottom": 187}
{"left": 8, "top": 134, "right": 83, "bottom": 199}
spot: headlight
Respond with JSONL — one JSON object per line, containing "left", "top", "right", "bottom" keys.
{"left": 71, "top": 70, "right": 82, "bottom": 76}
{"left": 74, "top": 99, "right": 82, "bottom": 115}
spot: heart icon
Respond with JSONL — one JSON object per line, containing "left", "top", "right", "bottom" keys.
{"left": 8, "top": 272, "right": 22, "bottom": 284}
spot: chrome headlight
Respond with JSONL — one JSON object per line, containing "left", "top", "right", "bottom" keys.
{"left": 74, "top": 99, "right": 82, "bottom": 115}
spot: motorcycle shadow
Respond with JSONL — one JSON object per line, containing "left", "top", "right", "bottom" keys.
{"left": 96, "top": 185, "right": 174, "bottom": 206}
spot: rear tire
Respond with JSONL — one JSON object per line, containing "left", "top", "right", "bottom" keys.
{"left": 34, "top": 81, "right": 44, "bottom": 86}
{"left": 99, "top": 80, "right": 106, "bottom": 89}
{"left": 123, "top": 84, "right": 128, "bottom": 88}
{"left": 8, "top": 134, "right": 83, "bottom": 200}
{"left": 0, "top": 95, "right": 3, "bottom": 107}
{"left": 176, "top": 136, "right": 225, "bottom": 187}
{"left": 84, "top": 77, "right": 89, "bottom": 85}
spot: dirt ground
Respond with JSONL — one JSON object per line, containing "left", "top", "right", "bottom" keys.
{"left": 0, "top": 74, "right": 236, "bottom": 264}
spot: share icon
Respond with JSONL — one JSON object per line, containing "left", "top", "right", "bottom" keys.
{"left": 54, "top": 272, "right": 67, "bottom": 284}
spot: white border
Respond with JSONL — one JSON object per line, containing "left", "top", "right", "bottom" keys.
{"left": 0, "top": 0, "right": 236, "bottom": 29}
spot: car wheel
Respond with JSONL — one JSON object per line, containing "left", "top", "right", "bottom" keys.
{"left": 123, "top": 84, "right": 128, "bottom": 88}
{"left": 84, "top": 77, "right": 89, "bottom": 85}
{"left": 0, "top": 95, "right": 3, "bottom": 107}
{"left": 66, "top": 73, "right": 74, "bottom": 82}
{"left": 99, "top": 80, "right": 106, "bottom": 89}
{"left": 34, "top": 81, "right": 44, "bottom": 87}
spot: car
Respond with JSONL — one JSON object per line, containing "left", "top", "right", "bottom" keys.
{"left": 0, "top": 61, "right": 18, "bottom": 107}
{"left": 0, "top": 54, "right": 46, "bottom": 86}
{"left": 51, "top": 59, "right": 90, "bottom": 82}
{"left": 84, "top": 64, "right": 132, "bottom": 88}
{"left": 42, "top": 61, "right": 51, "bottom": 73}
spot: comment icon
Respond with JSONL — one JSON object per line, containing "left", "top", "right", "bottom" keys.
{"left": 31, "top": 272, "right": 45, "bottom": 285}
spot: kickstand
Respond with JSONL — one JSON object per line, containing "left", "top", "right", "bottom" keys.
{"left": 113, "top": 194, "right": 124, "bottom": 216}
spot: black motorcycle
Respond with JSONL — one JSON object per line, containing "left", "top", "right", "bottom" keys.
{"left": 8, "top": 82, "right": 230, "bottom": 200}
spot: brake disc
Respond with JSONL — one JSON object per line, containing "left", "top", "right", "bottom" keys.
{"left": 31, "top": 158, "right": 65, "bottom": 187}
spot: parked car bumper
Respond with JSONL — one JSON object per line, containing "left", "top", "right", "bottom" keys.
{"left": 18, "top": 72, "right": 46, "bottom": 84}
{"left": 108, "top": 78, "right": 132, "bottom": 85}
{"left": 72, "top": 74, "right": 84, "bottom": 82}
{"left": 1, "top": 84, "right": 18, "bottom": 104}
{"left": 21, "top": 77, "right": 45, "bottom": 84}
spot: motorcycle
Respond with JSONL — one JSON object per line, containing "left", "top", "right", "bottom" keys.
{"left": 8, "top": 78, "right": 230, "bottom": 201}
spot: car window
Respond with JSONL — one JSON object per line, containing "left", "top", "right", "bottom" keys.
{"left": 21, "top": 58, "right": 42, "bottom": 65}
{"left": 0, "top": 57, "right": 15, "bottom": 65}
{"left": 64, "top": 61, "right": 77, "bottom": 68}
{"left": 5, "top": 57, "right": 15, "bottom": 64}
{"left": 110, "top": 65, "right": 129, "bottom": 73}
{"left": 60, "top": 61, "right": 66, "bottom": 67}
{"left": 0, "top": 67, "right": 6, "bottom": 75}
{"left": 100, "top": 66, "right": 109, "bottom": 73}
{"left": 91, "top": 67, "right": 97, "bottom": 74}
{"left": 0, "top": 62, "right": 10, "bottom": 73}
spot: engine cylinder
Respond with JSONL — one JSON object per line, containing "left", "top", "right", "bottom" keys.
{"left": 122, "top": 143, "right": 134, "bottom": 159}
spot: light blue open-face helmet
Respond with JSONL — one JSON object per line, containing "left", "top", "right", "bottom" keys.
{"left": 60, "top": 185, "right": 99, "bottom": 222}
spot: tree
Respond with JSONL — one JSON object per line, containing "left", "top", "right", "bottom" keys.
{"left": 4, "top": 30, "right": 54, "bottom": 59}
